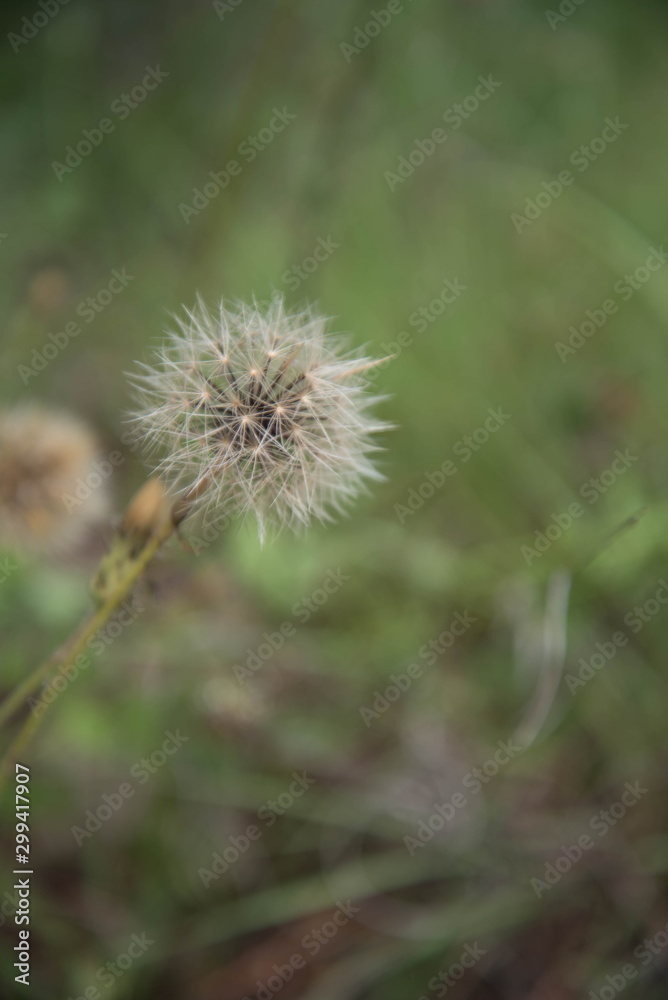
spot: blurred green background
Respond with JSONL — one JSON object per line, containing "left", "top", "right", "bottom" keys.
{"left": 3, "top": 0, "right": 668, "bottom": 996}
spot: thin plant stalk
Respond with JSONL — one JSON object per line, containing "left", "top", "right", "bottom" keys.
{"left": 0, "top": 497, "right": 175, "bottom": 779}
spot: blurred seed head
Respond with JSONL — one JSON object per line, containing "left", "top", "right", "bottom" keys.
{"left": 128, "top": 297, "right": 390, "bottom": 541}
{"left": 0, "top": 405, "right": 109, "bottom": 553}
{"left": 27, "top": 263, "right": 72, "bottom": 319}
{"left": 197, "top": 674, "right": 267, "bottom": 731}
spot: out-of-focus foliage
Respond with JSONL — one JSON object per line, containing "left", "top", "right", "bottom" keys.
{"left": 2, "top": 0, "right": 668, "bottom": 996}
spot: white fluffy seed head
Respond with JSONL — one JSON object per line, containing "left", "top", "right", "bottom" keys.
{"left": 127, "top": 297, "right": 390, "bottom": 541}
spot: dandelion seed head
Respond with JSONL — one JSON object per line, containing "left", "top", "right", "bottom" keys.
{"left": 0, "top": 405, "right": 109, "bottom": 553}
{"left": 128, "top": 297, "right": 390, "bottom": 541}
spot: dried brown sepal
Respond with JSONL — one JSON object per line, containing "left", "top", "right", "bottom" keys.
{"left": 121, "top": 477, "right": 174, "bottom": 545}
{"left": 91, "top": 478, "right": 174, "bottom": 603}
